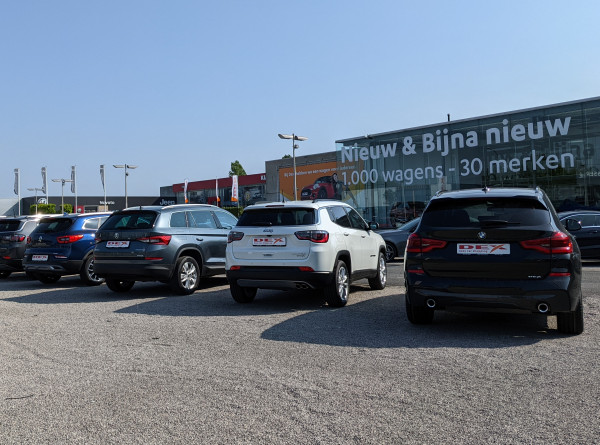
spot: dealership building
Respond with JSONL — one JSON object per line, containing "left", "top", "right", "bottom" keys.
{"left": 332, "top": 96, "right": 600, "bottom": 225}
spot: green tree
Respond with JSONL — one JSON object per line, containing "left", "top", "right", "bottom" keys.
{"left": 282, "top": 154, "right": 291, "bottom": 159}
{"left": 229, "top": 160, "right": 247, "bottom": 177}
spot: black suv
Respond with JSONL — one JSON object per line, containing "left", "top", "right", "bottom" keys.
{"left": 0, "top": 215, "right": 43, "bottom": 278}
{"left": 93, "top": 204, "right": 237, "bottom": 294}
{"left": 23, "top": 213, "right": 111, "bottom": 285}
{"left": 404, "top": 187, "right": 584, "bottom": 335}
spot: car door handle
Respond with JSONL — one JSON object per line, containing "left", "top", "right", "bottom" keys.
{"left": 343, "top": 232, "right": 350, "bottom": 236}
{"left": 196, "top": 237, "right": 204, "bottom": 241}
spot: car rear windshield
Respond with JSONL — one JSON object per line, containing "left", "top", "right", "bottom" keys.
{"left": 237, "top": 208, "right": 316, "bottom": 226}
{"left": 0, "top": 220, "right": 22, "bottom": 231}
{"left": 420, "top": 197, "right": 551, "bottom": 229}
{"left": 100, "top": 211, "right": 158, "bottom": 230}
{"left": 35, "top": 218, "right": 74, "bottom": 233}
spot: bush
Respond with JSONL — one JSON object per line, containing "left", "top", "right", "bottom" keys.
{"left": 30, "top": 203, "right": 56, "bottom": 214}
{"left": 223, "top": 206, "right": 244, "bottom": 217}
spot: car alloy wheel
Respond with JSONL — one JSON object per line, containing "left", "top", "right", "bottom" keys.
{"left": 170, "top": 256, "right": 200, "bottom": 295}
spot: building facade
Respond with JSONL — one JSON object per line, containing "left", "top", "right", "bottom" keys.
{"left": 335, "top": 97, "right": 600, "bottom": 225}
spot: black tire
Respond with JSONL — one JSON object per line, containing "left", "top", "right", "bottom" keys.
{"left": 368, "top": 252, "right": 387, "bottom": 290}
{"left": 384, "top": 242, "right": 397, "bottom": 262}
{"left": 80, "top": 255, "right": 105, "bottom": 286}
{"left": 556, "top": 299, "right": 584, "bottom": 335}
{"left": 0, "top": 271, "right": 11, "bottom": 278}
{"left": 169, "top": 256, "right": 200, "bottom": 295}
{"left": 25, "top": 271, "right": 37, "bottom": 280}
{"left": 105, "top": 278, "right": 135, "bottom": 293}
{"left": 323, "top": 259, "right": 350, "bottom": 307}
{"left": 38, "top": 274, "right": 61, "bottom": 284}
{"left": 318, "top": 188, "right": 328, "bottom": 199}
{"left": 405, "top": 287, "right": 434, "bottom": 324}
{"left": 230, "top": 281, "right": 257, "bottom": 303}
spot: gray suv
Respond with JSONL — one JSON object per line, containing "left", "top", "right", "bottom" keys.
{"left": 0, "top": 215, "right": 43, "bottom": 278}
{"left": 93, "top": 204, "right": 237, "bottom": 294}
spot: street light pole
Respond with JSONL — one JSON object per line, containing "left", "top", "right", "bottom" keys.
{"left": 27, "top": 187, "right": 44, "bottom": 213}
{"left": 51, "top": 178, "right": 73, "bottom": 213}
{"left": 113, "top": 164, "right": 138, "bottom": 208}
{"left": 278, "top": 133, "right": 308, "bottom": 200}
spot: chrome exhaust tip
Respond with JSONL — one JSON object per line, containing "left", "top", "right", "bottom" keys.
{"left": 426, "top": 299, "right": 436, "bottom": 309}
{"left": 537, "top": 303, "right": 549, "bottom": 314}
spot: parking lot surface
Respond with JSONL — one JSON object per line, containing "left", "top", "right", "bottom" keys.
{"left": 1, "top": 262, "right": 599, "bottom": 444}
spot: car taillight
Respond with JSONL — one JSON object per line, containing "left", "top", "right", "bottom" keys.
{"left": 295, "top": 230, "right": 329, "bottom": 243}
{"left": 26, "top": 236, "right": 32, "bottom": 245}
{"left": 57, "top": 234, "right": 84, "bottom": 244}
{"left": 137, "top": 235, "right": 171, "bottom": 245}
{"left": 406, "top": 233, "right": 447, "bottom": 253}
{"left": 10, "top": 235, "right": 26, "bottom": 242}
{"left": 520, "top": 232, "right": 573, "bottom": 254}
{"left": 228, "top": 231, "right": 244, "bottom": 243}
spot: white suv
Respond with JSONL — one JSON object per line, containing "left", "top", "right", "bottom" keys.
{"left": 225, "top": 200, "right": 387, "bottom": 307}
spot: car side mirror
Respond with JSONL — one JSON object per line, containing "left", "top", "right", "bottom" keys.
{"left": 369, "top": 222, "right": 379, "bottom": 230}
{"left": 564, "top": 218, "right": 582, "bottom": 231}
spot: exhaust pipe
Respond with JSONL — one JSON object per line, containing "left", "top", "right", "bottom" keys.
{"left": 426, "top": 299, "right": 436, "bottom": 309}
{"left": 537, "top": 303, "right": 549, "bottom": 314}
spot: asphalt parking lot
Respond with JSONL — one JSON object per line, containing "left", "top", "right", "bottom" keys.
{"left": 1, "top": 262, "right": 599, "bottom": 444}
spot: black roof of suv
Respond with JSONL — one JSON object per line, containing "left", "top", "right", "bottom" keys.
{"left": 404, "top": 187, "right": 584, "bottom": 335}
{"left": 94, "top": 204, "right": 238, "bottom": 294}
{"left": 0, "top": 215, "right": 44, "bottom": 278}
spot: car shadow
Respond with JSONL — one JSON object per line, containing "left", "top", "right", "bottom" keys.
{"left": 260, "top": 294, "right": 556, "bottom": 349}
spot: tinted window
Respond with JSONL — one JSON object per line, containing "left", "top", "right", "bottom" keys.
{"left": 572, "top": 214, "right": 600, "bottom": 227}
{"left": 347, "top": 208, "right": 367, "bottom": 230}
{"left": 82, "top": 217, "right": 107, "bottom": 230}
{"left": 421, "top": 198, "right": 550, "bottom": 229}
{"left": 237, "top": 208, "right": 315, "bottom": 226}
{"left": 213, "top": 210, "right": 237, "bottom": 229}
{"left": 170, "top": 212, "right": 188, "bottom": 228}
{"left": 0, "top": 220, "right": 23, "bottom": 231}
{"left": 189, "top": 210, "right": 217, "bottom": 229}
{"left": 329, "top": 206, "right": 351, "bottom": 228}
{"left": 101, "top": 211, "right": 158, "bottom": 230}
{"left": 35, "top": 218, "right": 74, "bottom": 233}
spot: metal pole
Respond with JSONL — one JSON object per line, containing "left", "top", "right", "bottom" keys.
{"left": 293, "top": 133, "right": 297, "bottom": 200}
{"left": 125, "top": 165, "right": 128, "bottom": 208}
{"left": 61, "top": 180, "right": 65, "bottom": 212}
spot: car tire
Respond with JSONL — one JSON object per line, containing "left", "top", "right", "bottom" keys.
{"left": 106, "top": 278, "right": 135, "bottom": 293}
{"left": 368, "top": 252, "right": 387, "bottom": 290}
{"left": 169, "top": 256, "right": 200, "bottom": 295}
{"left": 384, "top": 242, "right": 397, "bottom": 262}
{"left": 38, "top": 274, "right": 61, "bottom": 284}
{"left": 318, "top": 188, "right": 328, "bottom": 199}
{"left": 405, "top": 287, "right": 434, "bottom": 324}
{"left": 0, "top": 271, "right": 11, "bottom": 278}
{"left": 323, "top": 259, "right": 350, "bottom": 308}
{"left": 80, "top": 255, "right": 105, "bottom": 286}
{"left": 230, "top": 281, "right": 257, "bottom": 303}
{"left": 556, "top": 299, "right": 584, "bottom": 335}
{"left": 25, "top": 271, "right": 37, "bottom": 280}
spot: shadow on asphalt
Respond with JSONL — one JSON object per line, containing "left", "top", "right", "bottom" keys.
{"left": 2, "top": 274, "right": 559, "bottom": 348}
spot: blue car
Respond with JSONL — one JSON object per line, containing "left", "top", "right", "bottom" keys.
{"left": 23, "top": 212, "right": 111, "bottom": 285}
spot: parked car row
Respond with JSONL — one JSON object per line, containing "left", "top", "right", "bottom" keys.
{"left": 0, "top": 189, "right": 588, "bottom": 335}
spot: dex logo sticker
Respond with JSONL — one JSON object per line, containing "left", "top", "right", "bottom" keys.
{"left": 457, "top": 244, "right": 510, "bottom": 255}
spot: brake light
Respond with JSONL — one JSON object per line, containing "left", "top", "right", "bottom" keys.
{"left": 57, "top": 234, "right": 84, "bottom": 244}
{"left": 10, "top": 235, "right": 26, "bottom": 242}
{"left": 406, "top": 234, "right": 447, "bottom": 253}
{"left": 295, "top": 230, "right": 329, "bottom": 243}
{"left": 137, "top": 235, "right": 171, "bottom": 245}
{"left": 228, "top": 231, "right": 244, "bottom": 243}
{"left": 520, "top": 232, "right": 572, "bottom": 254}
{"left": 26, "top": 236, "right": 31, "bottom": 245}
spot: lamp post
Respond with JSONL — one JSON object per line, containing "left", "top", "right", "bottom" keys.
{"left": 113, "top": 164, "right": 138, "bottom": 208}
{"left": 51, "top": 178, "right": 73, "bottom": 213}
{"left": 27, "top": 187, "right": 44, "bottom": 213}
{"left": 278, "top": 133, "right": 307, "bottom": 200}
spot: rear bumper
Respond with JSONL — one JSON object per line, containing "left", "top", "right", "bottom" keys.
{"left": 23, "top": 259, "right": 83, "bottom": 276}
{"left": 0, "top": 259, "right": 23, "bottom": 272}
{"left": 405, "top": 274, "right": 580, "bottom": 314}
{"left": 94, "top": 259, "right": 173, "bottom": 281}
{"left": 227, "top": 267, "right": 334, "bottom": 290}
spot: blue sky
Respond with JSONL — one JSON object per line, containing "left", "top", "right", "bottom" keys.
{"left": 2, "top": 0, "right": 599, "bottom": 198}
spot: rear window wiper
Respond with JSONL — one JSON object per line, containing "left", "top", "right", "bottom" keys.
{"left": 479, "top": 219, "right": 521, "bottom": 227}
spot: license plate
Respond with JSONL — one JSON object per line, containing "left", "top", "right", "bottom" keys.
{"left": 32, "top": 254, "right": 48, "bottom": 261}
{"left": 106, "top": 240, "right": 130, "bottom": 248}
{"left": 253, "top": 237, "right": 286, "bottom": 246}
{"left": 457, "top": 244, "right": 510, "bottom": 255}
